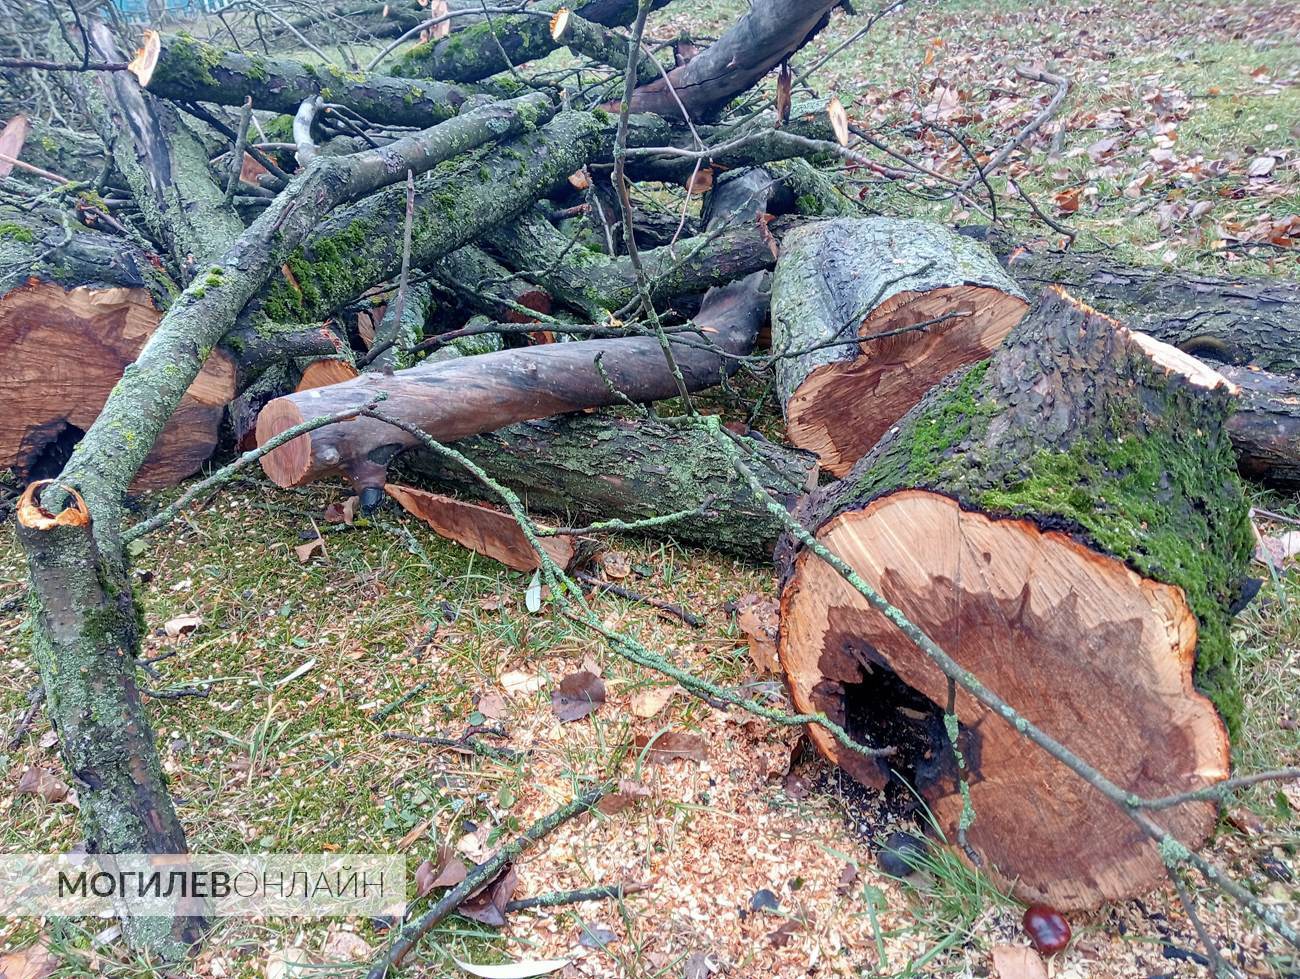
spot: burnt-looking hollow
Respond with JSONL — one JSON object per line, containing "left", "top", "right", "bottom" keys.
{"left": 20, "top": 419, "right": 86, "bottom": 481}
{"left": 843, "top": 659, "right": 955, "bottom": 795}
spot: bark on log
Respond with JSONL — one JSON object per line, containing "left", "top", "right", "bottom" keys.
{"left": 431, "top": 247, "right": 553, "bottom": 323}
{"left": 484, "top": 204, "right": 780, "bottom": 317}
{"left": 84, "top": 22, "right": 245, "bottom": 276}
{"left": 398, "top": 411, "right": 818, "bottom": 560}
{"left": 777, "top": 287, "right": 1251, "bottom": 910}
{"left": 771, "top": 217, "right": 1027, "bottom": 477}
{"left": 625, "top": 0, "right": 839, "bottom": 121}
{"left": 972, "top": 231, "right": 1300, "bottom": 486}
{"left": 393, "top": 0, "right": 672, "bottom": 82}
{"left": 258, "top": 107, "right": 596, "bottom": 324}
{"left": 256, "top": 271, "right": 770, "bottom": 491}
{"left": 145, "top": 35, "right": 471, "bottom": 129}
{"left": 0, "top": 211, "right": 236, "bottom": 489}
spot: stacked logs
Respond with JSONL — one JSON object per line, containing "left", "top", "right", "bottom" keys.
{"left": 4, "top": 0, "right": 1295, "bottom": 925}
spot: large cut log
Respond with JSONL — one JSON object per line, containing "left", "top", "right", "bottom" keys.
{"left": 970, "top": 231, "right": 1300, "bottom": 486}
{"left": 0, "top": 212, "right": 236, "bottom": 489}
{"left": 399, "top": 412, "right": 818, "bottom": 561}
{"left": 777, "top": 287, "right": 1251, "bottom": 910}
{"left": 771, "top": 217, "right": 1027, "bottom": 477}
{"left": 257, "top": 272, "right": 770, "bottom": 492}
{"left": 145, "top": 35, "right": 470, "bottom": 128}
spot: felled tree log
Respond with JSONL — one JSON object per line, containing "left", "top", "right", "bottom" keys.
{"left": 83, "top": 22, "right": 244, "bottom": 276}
{"left": 0, "top": 211, "right": 235, "bottom": 489}
{"left": 973, "top": 231, "right": 1300, "bottom": 486}
{"left": 399, "top": 412, "right": 818, "bottom": 560}
{"left": 625, "top": 0, "right": 839, "bottom": 121}
{"left": 256, "top": 107, "right": 595, "bottom": 324}
{"left": 431, "top": 247, "right": 552, "bottom": 323}
{"left": 703, "top": 160, "right": 862, "bottom": 231}
{"left": 771, "top": 217, "right": 1026, "bottom": 477}
{"left": 485, "top": 204, "right": 780, "bottom": 317}
{"left": 257, "top": 272, "right": 770, "bottom": 491}
{"left": 145, "top": 35, "right": 470, "bottom": 129}
{"left": 393, "top": 0, "right": 672, "bottom": 82}
{"left": 778, "top": 288, "right": 1251, "bottom": 909}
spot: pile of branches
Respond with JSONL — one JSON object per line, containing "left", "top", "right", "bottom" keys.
{"left": 3, "top": 0, "right": 1299, "bottom": 970}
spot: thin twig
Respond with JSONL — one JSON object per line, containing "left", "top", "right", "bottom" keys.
{"left": 576, "top": 571, "right": 704, "bottom": 628}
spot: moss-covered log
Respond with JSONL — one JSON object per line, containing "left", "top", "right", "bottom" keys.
{"left": 778, "top": 287, "right": 1251, "bottom": 910}
{"left": 771, "top": 217, "right": 1026, "bottom": 477}
{"left": 146, "top": 34, "right": 471, "bottom": 128}
{"left": 256, "top": 271, "right": 770, "bottom": 491}
{"left": 400, "top": 411, "right": 817, "bottom": 560}
{"left": 1218, "top": 365, "right": 1300, "bottom": 487}
{"left": 256, "top": 106, "right": 594, "bottom": 324}
{"left": 484, "top": 204, "right": 780, "bottom": 318}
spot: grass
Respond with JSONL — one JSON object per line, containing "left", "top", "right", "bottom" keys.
{"left": 3, "top": 0, "right": 1299, "bottom": 975}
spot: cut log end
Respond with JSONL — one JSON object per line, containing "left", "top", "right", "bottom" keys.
{"left": 781, "top": 490, "right": 1229, "bottom": 909}
{"left": 785, "top": 285, "right": 1027, "bottom": 476}
{"left": 255, "top": 398, "right": 313, "bottom": 487}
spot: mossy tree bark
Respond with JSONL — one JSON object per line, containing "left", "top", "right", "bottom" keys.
{"left": 771, "top": 217, "right": 1026, "bottom": 477}
{"left": 16, "top": 93, "right": 554, "bottom": 959}
{"left": 778, "top": 287, "right": 1252, "bottom": 909}
{"left": 399, "top": 411, "right": 818, "bottom": 561}
{"left": 145, "top": 34, "right": 471, "bottom": 128}
{"left": 255, "top": 272, "right": 770, "bottom": 491}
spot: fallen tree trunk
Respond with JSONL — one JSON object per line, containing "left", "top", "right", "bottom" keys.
{"left": 145, "top": 35, "right": 470, "bottom": 128}
{"left": 257, "top": 271, "right": 770, "bottom": 492}
{"left": 771, "top": 217, "right": 1026, "bottom": 477}
{"left": 399, "top": 411, "right": 818, "bottom": 561}
{"left": 973, "top": 231, "right": 1300, "bottom": 486}
{"left": 778, "top": 287, "right": 1250, "bottom": 910}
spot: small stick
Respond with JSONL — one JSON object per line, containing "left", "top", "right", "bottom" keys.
{"left": 364, "top": 782, "right": 615, "bottom": 978}
{"left": 371, "top": 683, "right": 429, "bottom": 723}
{"left": 504, "top": 881, "right": 652, "bottom": 912}
{"left": 7, "top": 686, "right": 45, "bottom": 749}
{"left": 223, "top": 97, "right": 253, "bottom": 207}
{"left": 381, "top": 731, "right": 522, "bottom": 763}
{"left": 576, "top": 571, "right": 704, "bottom": 628}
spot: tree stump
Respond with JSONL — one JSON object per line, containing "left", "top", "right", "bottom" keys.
{"left": 771, "top": 217, "right": 1026, "bottom": 477}
{"left": 777, "top": 287, "right": 1252, "bottom": 909}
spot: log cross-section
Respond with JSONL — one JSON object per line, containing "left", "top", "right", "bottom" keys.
{"left": 778, "top": 287, "right": 1252, "bottom": 910}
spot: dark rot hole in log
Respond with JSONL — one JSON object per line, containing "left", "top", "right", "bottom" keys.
{"left": 841, "top": 660, "right": 953, "bottom": 795}
{"left": 19, "top": 419, "right": 85, "bottom": 481}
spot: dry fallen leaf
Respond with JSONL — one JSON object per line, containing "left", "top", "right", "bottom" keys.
{"left": 16, "top": 766, "right": 69, "bottom": 804}
{"left": 735, "top": 594, "right": 780, "bottom": 674}
{"left": 500, "top": 670, "right": 543, "bottom": 697}
{"left": 630, "top": 685, "right": 679, "bottom": 718}
{"left": 0, "top": 941, "right": 59, "bottom": 979}
{"left": 1254, "top": 529, "right": 1300, "bottom": 568}
{"left": 415, "top": 848, "right": 468, "bottom": 896}
{"left": 551, "top": 670, "right": 606, "bottom": 722}
{"left": 320, "top": 930, "right": 371, "bottom": 963}
{"left": 477, "top": 690, "right": 508, "bottom": 720}
{"left": 595, "top": 779, "right": 651, "bottom": 815}
{"left": 265, "top": 946, "right": 313, "bottom": 979}
{"left": 634, "top": 731, "right": 708, "bottom": 764}
{"left": 454, "top": 958, "right": 571, "bottom": 978}
{"left": 294, "top": 536, "right": 325, "bottom": 563}
{"left": 163, "top": 614, "right": 202, "bottom": 638}
{"left": 991, "top": 945, "right": 1049, "bottom": 979}
{"left": 397, "top": 817, "right": 432, "bottom": 852}
{"left": 1246, "top": 155, "right": 1276, "bottom": 178}
{"left": 458, "top": 864, "right": 518, "bottom": 927}
{"left": 601, "top": 551, "right": 632, "bottom": 579}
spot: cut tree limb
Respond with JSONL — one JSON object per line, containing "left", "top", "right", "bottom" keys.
{"left": 771, "top": 217, "right": 1027, "bottom": 477}
{"left": 145, "top": 34, "right": 470, "bottom": 128}
{"left": 778, "top": 287, "right": 1250, "bottom": 909}
{"left": 256, "top": 271, "right": 771, "bottom": 491}
{"left": 399, "top": 411, "right": 818, "bottom": 560}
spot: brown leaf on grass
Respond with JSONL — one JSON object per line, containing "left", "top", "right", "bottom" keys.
{"left": 458, "top": 864, "right": 518, "bottom": 927}
{"left": 595, "top": 779, "right": 651, "bottom": 815}
{"left": 735, "top": 594, "right": 780, "bottom": 674}
{"left": 1253, "top": 529, "right": 1300, "bottom": 569}
{"left": 630, "top": 685, "right": 679, "bottom": 718}
{"left": 320, "top": 929, "right": 372, "bottom": 962}
{"left": 551, "top": 671, "right": 606, "bottom": 722}
{"left": 265, "top": 946, "right": 313, "bottom": 979}
{"left": 477, "top": 690, "right": 508, "bottom": 721}
{"left": 0, "top": 114, "right": 30, "bottom": 179}
{"left": 415, "top": 848, "right": 468, "bottom": 896}
{"left": 601, "top": 550, "right": 631, "bottom": 579}
{"left": 323, "top": 497, "right": 357, "bottom": 526}
{"left": 500, "top": 669, "right": 542, "bottom": 697}
{"left": 634, "top": 731, "right": 707, "bottom": 764}
{"left": 163, "top": 614, "right": 202, "bottom": 638}
{"left": 294, "top": 537, "right": 325, "bottom": 563}
{"left": 1247, "top": 155, "right": 1276, "bottom": 178}
{"left": 0, "top": 941, "right": 60, "bottom": 979}
{"left": 16, "top": 766, "right": 69, "bottom": 804}
{"left": 1051, "top": 187, "right": 1081, "bottom": 215}
{"left": 991, "top": 945, "right": 1049, "bottom": 979}
{"left": 835, "top": 863, "right": 859, "bottom": 895}
{"left": 397, "top": 817, "right": 432, "bottom": 852}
